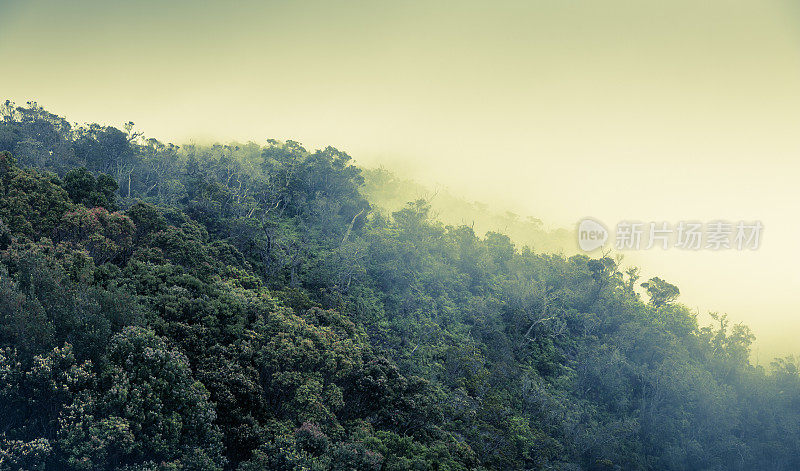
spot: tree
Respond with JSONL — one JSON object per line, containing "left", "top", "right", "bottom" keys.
{"left": 55, "top": 207, "right": 135, "bottom": 264}
{"left": 641, "top": 276, "right": 680, "bottom": 308}
{"left": 58, "top": 327, "right": 225, "bottom": 470}
{"left": 0, "top": 151, "right": 72, "bottom": 240}
{"left": 62, "top": 167, "right": 118, "bottom": 211}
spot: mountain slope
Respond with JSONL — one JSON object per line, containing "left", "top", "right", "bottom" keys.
{"left": 0, "top": 101, "right": 798, "bottom": 470}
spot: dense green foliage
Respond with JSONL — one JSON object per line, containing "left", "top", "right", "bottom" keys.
{"left": 1, "top": 101, "right": 799, "bottom": 470}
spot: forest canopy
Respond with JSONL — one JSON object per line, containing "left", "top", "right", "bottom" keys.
{"left": 0, "top": 101, "right": 798, "bottom": 470}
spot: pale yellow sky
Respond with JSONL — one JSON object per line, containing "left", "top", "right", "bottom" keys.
{"left": 2, "top": 0, "right": 799, "bottom": 361}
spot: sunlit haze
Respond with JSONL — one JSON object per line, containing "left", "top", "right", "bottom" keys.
{"left": 2, "top": 0, "right": 798, "bottom": 361}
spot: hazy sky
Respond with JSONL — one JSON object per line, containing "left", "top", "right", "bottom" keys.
{"left": 2, "top": 0, "right": 799, "bottom": 361}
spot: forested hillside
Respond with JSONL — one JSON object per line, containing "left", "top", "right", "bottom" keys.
{"left": 1, "top": 101, "right": 798, "bottom": 470}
